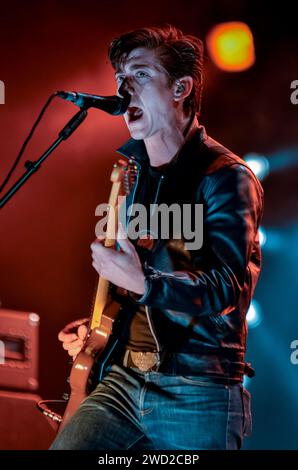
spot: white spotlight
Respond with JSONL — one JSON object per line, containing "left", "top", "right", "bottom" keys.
{"left": 246, "top": 299, "right": 263, "bottom": 328}
{"left": 258, "top": 226, "right": 267, "bottom": 247}
{"left": 244, "top": 153, "right": 270, "bottom": 181}
{"left": 243, "top": 375, "right": 251, "bottom": 389}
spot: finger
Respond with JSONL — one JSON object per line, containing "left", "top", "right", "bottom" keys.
{"left": 95, "top": 234, "right": 105, "bottom": 242}
{"left": 69, "top": 347, "right": 82, "bottom": 358}
{"left": 60, "top": 318, "right": 89, "bottom": 334}
{"left": 92, "top": 260, "right": 102, "bottom": 273}
{"left": 58, "top": 331, "right": 78, "bottom": 343}
{"left": 91, "top": 238, "right": 105, "bottom": 252}
{"left": 91, "top": 244, "right": 108, "bottom": 266}
{"left": 66, "top": 317, "right": 89, "bottom": 328}
{"left": 77, "top": 324, "right": 88, "bottom": 340}
{"left": 62, "top": 338, "right": 83, "bottom": 351}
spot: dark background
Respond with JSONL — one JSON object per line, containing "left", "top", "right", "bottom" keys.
{"left": 0, "top": 0, "right": 297, "bottom": 449}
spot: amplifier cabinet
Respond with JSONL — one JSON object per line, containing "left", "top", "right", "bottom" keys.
{"left": 0, "top": 309, "right": 39, "bottom": 391}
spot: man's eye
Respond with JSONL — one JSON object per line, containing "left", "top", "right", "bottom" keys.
{"left": 116, "top": 75, "right": 125, "bottom": 83}
{"left": 136, "top": 71, "right": 149, "bottom": 79}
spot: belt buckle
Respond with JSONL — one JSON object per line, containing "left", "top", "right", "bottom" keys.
{"left": 130, "top": 351, "right": 158, "bottom": 372}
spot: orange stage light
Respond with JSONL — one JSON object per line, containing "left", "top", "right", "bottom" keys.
{"left": 206, "top": 22, "right": 255, "bottom": 72}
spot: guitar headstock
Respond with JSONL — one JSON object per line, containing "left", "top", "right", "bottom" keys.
{"left": 110, "top": 158, "right": 138, "bottom": 195}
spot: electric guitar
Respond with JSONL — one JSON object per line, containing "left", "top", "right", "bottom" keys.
{"left": 37, "top": 158, "right": 137, "bottom": 429}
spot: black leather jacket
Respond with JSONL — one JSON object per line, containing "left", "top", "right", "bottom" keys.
{"left": 111, "top": 118, "right": 264, "bottom": 383}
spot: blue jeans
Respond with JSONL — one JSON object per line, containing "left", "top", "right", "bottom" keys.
{"left": 50, "top": 364, "right": 252, "bottom": 450}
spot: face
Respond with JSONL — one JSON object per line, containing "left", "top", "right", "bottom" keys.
{"left": 115, "top": 47, "right": 177, "bottom": 140}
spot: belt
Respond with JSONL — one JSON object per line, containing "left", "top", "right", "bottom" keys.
{"left": 122, "top": 349, "right": 160, "bottom": 372}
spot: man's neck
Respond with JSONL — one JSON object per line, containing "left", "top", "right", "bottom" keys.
{"left": 144, "top": 114, "right": 192, "bottom": 167}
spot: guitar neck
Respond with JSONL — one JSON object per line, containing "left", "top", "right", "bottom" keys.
{"left": 90, "top": 178, "right": 122, "bottom": 330}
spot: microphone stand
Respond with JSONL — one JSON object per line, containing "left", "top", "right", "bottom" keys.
{"left": 0, "top": 108, "right": 88, "bottom": 209}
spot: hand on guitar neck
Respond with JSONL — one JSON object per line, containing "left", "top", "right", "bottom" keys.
{"left": 91, "top": 223, "right": 146, "bottom": 296}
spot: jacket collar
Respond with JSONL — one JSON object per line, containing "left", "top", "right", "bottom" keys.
{"left": 116, "top": 115, "right": 206, "bottom": 167}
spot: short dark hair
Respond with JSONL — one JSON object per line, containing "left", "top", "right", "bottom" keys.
{"left": 108, "top": 24, "right": 204, "bottom": 116}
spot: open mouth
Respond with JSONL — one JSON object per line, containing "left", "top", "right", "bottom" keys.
{"left": 127, "top": 106, "right": 143, "bottom": 122}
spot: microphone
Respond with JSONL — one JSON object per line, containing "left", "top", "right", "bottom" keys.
{"left": 57, "top": 90, "right": 130, "bottom": 115}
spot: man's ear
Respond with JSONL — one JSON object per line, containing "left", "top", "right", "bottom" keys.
{"left": 173, "top": 76, "right": 193, "bottom": 101}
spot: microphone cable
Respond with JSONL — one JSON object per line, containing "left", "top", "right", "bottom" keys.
{"left": 0, "top": 92, "right": 58, "bottom": 194}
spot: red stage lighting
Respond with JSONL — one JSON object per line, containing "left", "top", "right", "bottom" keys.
{"left": 206, "top": 22, "right": 255, "bottom": 72}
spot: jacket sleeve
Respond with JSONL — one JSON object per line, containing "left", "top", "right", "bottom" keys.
{"left": 129, "top": 163, "right": 264, "bottom": 317}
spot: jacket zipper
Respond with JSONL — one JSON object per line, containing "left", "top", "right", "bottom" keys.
{"left": 150, "top": 174, "right": 165, "bottom": 216}
{"left": 125, "top": 156, "right": 163, "bottom": 358}
{"left": 145, "top": 172, "right": 165, "bottom": 357}
{"left": 145, "top": 305, "right": 161, "bottom": 355}
{"left": 125, "top": 157, "right": 141, "bottom": 230}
